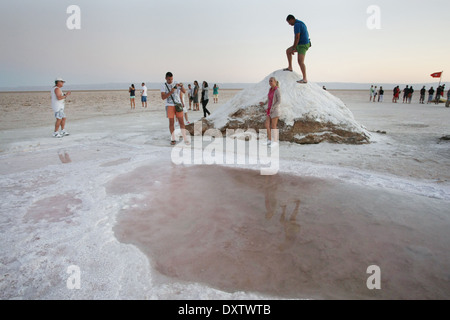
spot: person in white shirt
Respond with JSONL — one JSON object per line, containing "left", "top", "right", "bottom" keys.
{"left": 179, "top": 83, "right": 190, "bottom": 125}
{"left": 160, "top": 72, "right": 190, "bottom": 145}
{"left": 141, "top": 82, "right": 148, "bottom": 108}
{"left": 51, "top": 77, "right": 71, "bottom": 138}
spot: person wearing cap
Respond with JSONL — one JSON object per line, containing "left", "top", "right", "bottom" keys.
{"left": 51, "top": 78, "right": 71, "bottom": 138}
{"left": 284, "top": 14, "right": 311, "bottom": 84}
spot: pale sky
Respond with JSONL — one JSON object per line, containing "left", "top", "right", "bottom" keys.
{"left": 0, "top": 0, "right": 449, "bottom": 87}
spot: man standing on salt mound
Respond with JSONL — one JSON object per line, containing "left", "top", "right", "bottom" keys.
{"left": 284, "top": 14, "right": 311, "bottom": 84}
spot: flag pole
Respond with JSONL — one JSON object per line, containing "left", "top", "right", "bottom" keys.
{"left": 439, "top": 71, "right": 443, "bottom": 87}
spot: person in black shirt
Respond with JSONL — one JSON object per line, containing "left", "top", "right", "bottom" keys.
{"left": 378, "top": 86, "right": 384, "bottom": 102}
{"left": 201, "top": 81, "right": 211, "bottom": 118}
{"left": 129, "top": 84, "right": 136, "bottom": 109}
{"left": 435, "top": 86, "right": 442, "bottom": 104}
{"left": 403, "top": 85, "right": 409, "bottom": 103}
{"left": 427, "top": 87, "right": 435, "bottom": 104}
{"left": 407, "top": 86, "right": 414, "bottom": 104}
{"left": 420, "top": 86, "right": 426, "bottom": 104}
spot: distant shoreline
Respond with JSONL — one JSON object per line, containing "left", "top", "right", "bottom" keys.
{"left": 0, "top": 88, "right": 424, "bottom": 94}
{"left": 0, "top": 89, "right": 379, "bottom": 94}
{"left": 1, "top": 82, "right": 447, "bottom": 93}
{"left": 0, "top": 88, "right": 246, "bottom": 94}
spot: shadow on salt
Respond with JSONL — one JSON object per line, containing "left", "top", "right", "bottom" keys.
{"left": 109, "top": 164, "right": 450, "bottom": 299}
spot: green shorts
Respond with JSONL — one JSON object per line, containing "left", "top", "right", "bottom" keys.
{"left": 296, "top": 43, "right": 311, "bottom": 55}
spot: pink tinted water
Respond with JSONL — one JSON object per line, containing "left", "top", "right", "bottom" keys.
{"left": 109, "top": 165, "right": 450, "bottom": 299}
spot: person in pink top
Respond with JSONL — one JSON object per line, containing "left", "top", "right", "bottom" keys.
{"left": 259, "top": 77, "right": 281, "bottom": 147}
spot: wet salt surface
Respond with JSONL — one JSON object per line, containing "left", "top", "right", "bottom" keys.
{"left": 110, "top": 164, "right": 450, "bottom": 299}
{"left": 1, "top": 88, "right": 449, "bottom": 300}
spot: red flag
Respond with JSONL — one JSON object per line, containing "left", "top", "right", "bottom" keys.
{"left": 431, "top": 72, "right": 442, "bottom": 78}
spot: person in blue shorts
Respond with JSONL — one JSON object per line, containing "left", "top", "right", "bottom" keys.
{"left": 129, "top": 84, "right": 136, "bottom": 109}
{"left": 141, "top": 82, "right": 148, "bottom": 108}
{"left": 284, "top": 14, "right": 311, "bottom": 84}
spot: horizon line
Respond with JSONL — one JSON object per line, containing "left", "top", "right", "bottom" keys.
{"left": 1, "top": 80, "right": 448, "bottom": 90}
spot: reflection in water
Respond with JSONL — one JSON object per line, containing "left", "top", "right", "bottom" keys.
{"left": 58, "top": 150, "right": 72, "bottom": 164}
{"left": 264, "top": 175, "right": 301, "bottom": 251}
{"left": 279, "top": 201, "right": 301, "bottom": 250}
{"left": 110, "top": 165, "right": 450, "bottom": 299}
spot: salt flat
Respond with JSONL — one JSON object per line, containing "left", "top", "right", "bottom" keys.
{"left": 0, "top": 88, "right": 449, "bottom": 299}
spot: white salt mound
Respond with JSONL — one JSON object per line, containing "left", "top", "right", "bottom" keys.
{"left": 202, "top": 69, "right": 371, "bottom": 144}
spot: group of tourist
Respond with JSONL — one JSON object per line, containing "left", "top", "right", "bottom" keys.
{"left": 369, "top": 85, "right": 385, "bottom": 102}
{"left": 128, "top": 81, "right": 219, "bottom": 114}
{"left": 185, "top": 81, "right": 220, "bottom": 113}
{"left": 371, "top": 84, "right": 449, "bottom": 105}
{"left": 128, "top": 83, "right": 148, "bottom": 109}
{"left": 159, "top": 70, "right": 282, "bottom": 147}
{"left": 421, "top": 84, "right": 449, "bottom": 105}
{"left": 161, "top": 73, "right": 226, "bottom": 145}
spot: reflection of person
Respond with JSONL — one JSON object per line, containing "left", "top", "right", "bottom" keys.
{"left": 279, "top": 201, "right": 301, "bottom": 243}
{"left": 263, "top": 175, "right": 301, "bottom": 251}
{"left": 129, "top": 84, "right": 136, "bottom": 109}
{"left": 160, "top": 72, "right": 190, "bottom": 146}
{"left": 58, "top": 150, "right": 72, "bottom": 164}
{"left": 264, "top": 176, "right": 279, "bottom": 220}
{"left": 51, "top": 77, "right": 71, "bottom": 138}
{"left": 284, "top": 14, "right": 310, "bottom": 84}
{"left": 259, "top": 77, "right": 281, "bottom": 147}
